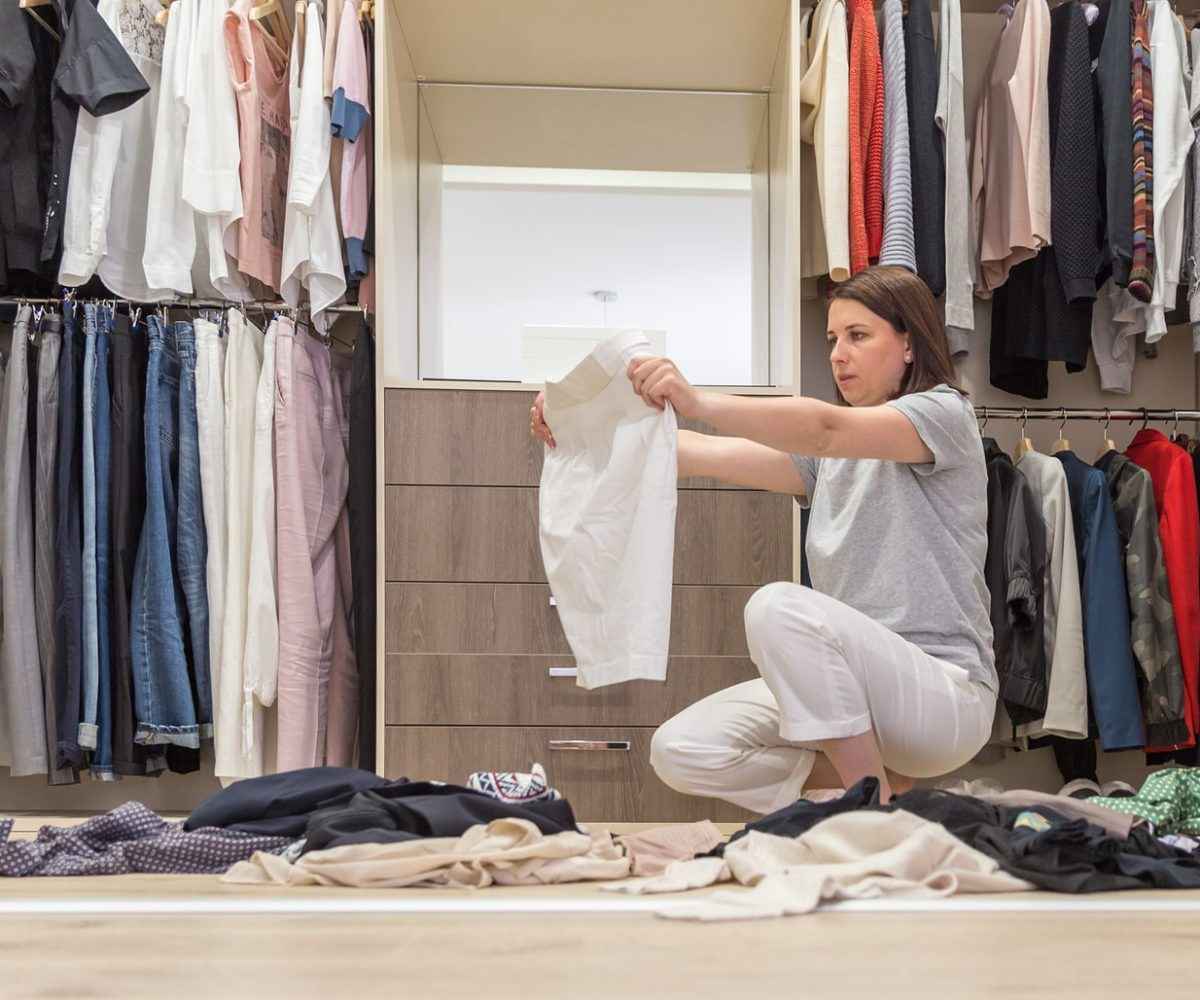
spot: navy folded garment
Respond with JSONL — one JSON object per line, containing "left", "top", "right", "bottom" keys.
{"left": 302, "top": 781, "right": 580, "bottom": 853}
{"left": 184, "top": 767, "right": 391, "bottom": 837}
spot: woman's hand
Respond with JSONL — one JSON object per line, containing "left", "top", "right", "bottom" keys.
{"left": 628, "top": 356, "right": 706, "bottom": 420}
{"left": 530, "top": 390, "right": 556, "bottom": 448}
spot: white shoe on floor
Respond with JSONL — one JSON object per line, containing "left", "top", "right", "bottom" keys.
{"left": 1059, "top": 778, "right": 1102, "bottom": 799}
{"left": 1099, "top": 779, "right": 1137, "bottom": 798}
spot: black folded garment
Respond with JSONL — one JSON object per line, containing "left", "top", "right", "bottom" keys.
{"left": 884, "top": 787, "right": 1200, "bottom": 893}
{"left": 302, "top": 780, "right": 579, "bottom": 853}
{"left": 184, "top": 767, "right": 391, "bottom": 838}
{"left": 706, "top": 777, "right": 883, "bottom": 857}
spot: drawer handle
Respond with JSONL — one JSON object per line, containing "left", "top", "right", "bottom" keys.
{"left": 548, "top": 739, "right": 631, "bottom": 752}
{"left": 548, "top": 667, "right": 577, "bottom": 678}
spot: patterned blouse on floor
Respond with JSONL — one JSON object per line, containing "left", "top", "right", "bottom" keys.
{"left": 0, "top": 801, "right": 290, "bottom": 877}
{"left": 1091, "top": 768, "right": 1200, "bottom": 836}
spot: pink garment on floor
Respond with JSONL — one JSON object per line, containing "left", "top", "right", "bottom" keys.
{"left": 616, "top": 821, "right": 725, "bottom": 877}
{"left": 274, "top": 327, "right": 356, "bottom": 770}
{"left": 225, "top": 0, "right": 292, "bottom": 291}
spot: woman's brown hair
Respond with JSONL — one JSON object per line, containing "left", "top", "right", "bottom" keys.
{"left": 828, "top": 265, "right": 966, "bottom": 402}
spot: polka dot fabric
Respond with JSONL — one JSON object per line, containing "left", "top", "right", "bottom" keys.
{"left": 1091, "top": 768, "right": 1200, "bottom": 836}
{"left": 0, "top": 802, "right": 291, "bottom": 877}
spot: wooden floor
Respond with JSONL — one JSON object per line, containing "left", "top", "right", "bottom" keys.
{"left": 4, "top": 815, "right": 1198, "bottom": 999}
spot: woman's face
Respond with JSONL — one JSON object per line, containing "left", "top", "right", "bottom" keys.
{"left": 826, "top": 298, "right": 913, "bottom": 406}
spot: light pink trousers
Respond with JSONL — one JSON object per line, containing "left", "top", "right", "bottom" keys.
{"left": 274, "top": 327, "right": 357, "bottom": 770}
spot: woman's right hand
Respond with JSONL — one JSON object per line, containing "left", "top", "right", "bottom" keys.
{"left": 530, "top": 391, "right": 556, "bottom": 448}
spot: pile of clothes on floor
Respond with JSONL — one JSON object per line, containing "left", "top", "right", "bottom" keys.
{"left": 7, "top": 766, "right": 1200, "bottom": 921}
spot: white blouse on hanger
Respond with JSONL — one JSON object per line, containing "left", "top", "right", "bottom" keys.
{"left": 798, "top": 0, "right": 850, "bottom": 283}
{"left": 281, "top": 0, "right": 347, "bottom": 314}
{"left": 59, "top": 0, "right": 173, "bottom": 301}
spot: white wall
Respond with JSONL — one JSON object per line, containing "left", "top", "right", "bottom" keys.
{"left": 434, "top": 183, "right": 756, "bottom": 386}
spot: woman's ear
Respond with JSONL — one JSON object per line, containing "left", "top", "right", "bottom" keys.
{"left": 903, "top": 334, "right": 913, "bottom": 364}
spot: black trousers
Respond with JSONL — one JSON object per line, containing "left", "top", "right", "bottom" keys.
{"left": 347, "top": 323, "right": 377, "bottom": 771}
{"left": 52, "top": 305, "right": 84, "bottom": 771}
{"left": 109, "top": 316, "right": 155, "bottom": 776}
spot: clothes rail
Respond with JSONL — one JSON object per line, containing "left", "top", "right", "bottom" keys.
{"left": 976, "top": 407, "right": 1200, "bottom": 421}
{"left": 0, "top": 297, "right": 371, "bottom": 315}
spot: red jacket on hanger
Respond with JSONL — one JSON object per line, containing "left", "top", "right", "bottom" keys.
{"left": 1126, "top": 429, "right": 1200, "bottom": 747}
{"left": 847, "top": 0, "right": 884, "bottom": 274}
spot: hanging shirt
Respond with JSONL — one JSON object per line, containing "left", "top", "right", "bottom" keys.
{"left": 905, "top": 0, "right": 945, "bottom": 296}
{"left": 1096, "top": 450, "right": 1192, "bottom": 751}
{"left": 936, "top": 0, "right": 974, "bottom": 352}
{"left": 0, "top": 8, "right": 55, "bottom": 294}
{"left": 878, "top": 0, "right": 916, "bottom": 275}
{"left": 798, "top": 0, "right": 850, "bottom": 282}
{"left": 982, "top": 439, "right": 1048, "bottom": 723}
{"left": 971, "top": 0, "right": 1052, "bottom": 296}
{"left": 59, "top": 0, "right": 172, "bottom": 301}
{"left": 40, "top": 0, "right": 149, "bottom": 271}
{"left": 1189, "top": 28, "right": 1200, "bottom": 347}
{"left": 846, "top": 0, "right": 883, "bottom": 275}
{"left": 190, "top": 0, "right": 250, "bottom": 299}
{"left": 1128, "top": 0, "right": 1155, "bottom": 301}
{"left": 1091, "top": 0, "right": 1134, "bottom": 288}
{"left": 539, "top": 332, "right": 678, "bottom": 690}
{"left": 1056, "top": 450, "right": 1145, "bottom": 751}
{"left": 143, "top": 0, "right": 199, "bottom": 294}
{"left": 1013, "top": 450, "right": 1087, "bottom": 742}
{"left": 1126, "top": 429, "right": 1200, "bottom": 742}
{"left": 225, "top": 0, "right": 292, "bottom": 292}
{"left": 332, "top": 0, "right": 371, "bottom": 281}
{"left": 281, "top": 0, "right": 347, "bottom": 314}
{"left": 990, "top": 1, "right": 1098, "bottom": 400}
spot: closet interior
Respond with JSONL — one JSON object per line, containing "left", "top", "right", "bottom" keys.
{"left": 5, "top": 0, "right": 1200, "bottom": 819}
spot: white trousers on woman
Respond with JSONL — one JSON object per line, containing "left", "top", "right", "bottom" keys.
{"left": 650, "top": 583, "right": 995, "bottom": 814}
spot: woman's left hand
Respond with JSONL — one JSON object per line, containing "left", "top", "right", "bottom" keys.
{"left": 627, "top": 357, "right": 706, "bottom": 420}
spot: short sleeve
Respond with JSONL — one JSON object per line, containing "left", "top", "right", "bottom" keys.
{"left": 55, "top": 0, "right": 148, "bottom": 116}
{"left": 0, "top": 2, "right": 36, "bottom": 108}
{"left": 887, "top": 384, "right": 977, "bottom": 476}
{"left": 791, "top": 454, "right": 818, "bottom": 508}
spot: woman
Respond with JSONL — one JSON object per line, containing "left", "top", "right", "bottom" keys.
{"left": 530, "top": 266, "right": 996, "bottom": 809}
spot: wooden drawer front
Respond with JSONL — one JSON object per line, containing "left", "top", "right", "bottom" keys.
{"left": 385, "top": 486, "right": 792, "bottom": 585}
{"left": 386, "top": 726, "right": 752, "bottom": 822}
{"left": 383, "top": 389, "right": 787, "bottom": 490}
{"left": 386, "top": 390, "right": 542, "bottom": 486}
{"left": 386, "top": 584, "right": 758, "bottom": 656}
{"left": 386, "top": 654, "right": 758, "bottom": 726}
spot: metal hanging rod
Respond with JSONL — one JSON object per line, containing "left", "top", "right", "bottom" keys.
{"left": 0, "top": 296, "right": 370, "bottom": 315}
{"left": 976, "top": 406, "right": 1200, "bottom": 421}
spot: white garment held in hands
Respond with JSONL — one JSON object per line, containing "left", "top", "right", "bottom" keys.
{"left": 539, "top": 331, "right": 678, "bottom": 690}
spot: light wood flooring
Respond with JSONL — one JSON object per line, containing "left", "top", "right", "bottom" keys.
{"left": 3, "top": 814, "right": 1199, "bottom": 999}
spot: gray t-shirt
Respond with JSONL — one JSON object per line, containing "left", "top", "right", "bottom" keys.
{"left": 792, "top": 384, "right": 996, "bottom": 692}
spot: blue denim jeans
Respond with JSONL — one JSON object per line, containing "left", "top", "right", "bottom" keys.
{"left": 54, "top": 302, "right": 84, "bottom": 771}
{"left": 80, "top": 305, "right": 99, "bottom": 751}
{"left": 174, "top": 323, "right": 212, "bottom": 737}
{"left": 131, "top": 317, "right": 199, "bottom": 748}
{"left": 91, "top": 307, "right": 115, "bottom": 779}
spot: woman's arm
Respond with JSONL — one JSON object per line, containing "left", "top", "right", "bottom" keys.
{"left": 679, "top": 429, "right": 808, "bottom": 495}
{"left": 697, "top": 394, "right": 935, "bottom": 465}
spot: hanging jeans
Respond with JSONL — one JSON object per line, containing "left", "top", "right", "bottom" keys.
{"left": 131, "top": 318, "right": 200, "bottom": 749}
{"left": 80, "top": 305, "right": 100, "bottom": 751}
{"left": 275, "top": 326, "right": 355, "bottom": 771}
{"left": 347, "top": 322, "right": 376, "bottom": 770}
{"left": 32, "top": 315, "right": 75, "bottom": 784}
{"left": 194, "top": 318, "right": 227, "bottom": 754}
{"left": 54, "top": 302, "right": 85, "bottom": 771}
{"left": 2, "top": 305, "right": 49, "bottom": 776}
{"left": 109, "top": 315, "right": 158, "bottom": 776}
{"left": 90, "top": 308, "right": 115, "bottom": 779}
{"left": 175, "top": 323, "right": 212, "bottom": 738}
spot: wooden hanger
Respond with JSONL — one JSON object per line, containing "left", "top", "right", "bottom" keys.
{"left": 249, "top": 0, "right": 291, "bottom": 66}
{"left": 1098, "top": 408, "right": 1117, "bottom": 458}
{"left": 1052, "top": 407, "right": 1070, "bottom": 453}
{"left": 155, "top": 0, "right": 173, "bottom": 27}
{"left": 1012, "top": 408, "right": 1035, "bottom": 462}
{"left": 19, "top": 0, "right": 62, "bottom": 40}
{"left": 294, "top": 0, "right": 306, "bottom": 63}
{"left": 358, "top": 0, "right": 373, "bottom": 20}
